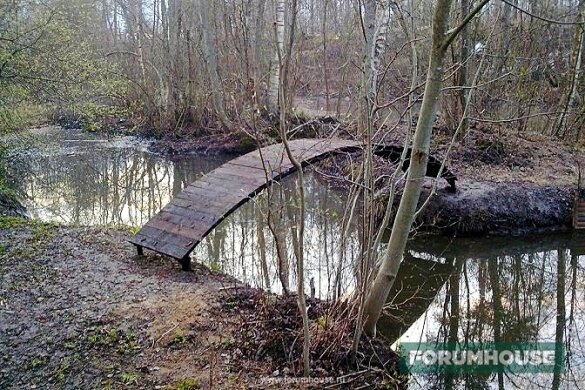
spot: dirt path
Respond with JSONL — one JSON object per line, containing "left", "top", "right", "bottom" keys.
{"left": 0, "top": 219, "right": 268, "bottom": 389}
{"left": 0, "top": 219, "right": 400, "bottom": 389}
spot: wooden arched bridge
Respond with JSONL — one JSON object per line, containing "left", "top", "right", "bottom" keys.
{"left": 129, "top": 138, "right": 457, "bottom": 270}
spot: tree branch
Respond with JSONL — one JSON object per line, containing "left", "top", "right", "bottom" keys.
{"left": 500, "top": 0, "right": 585, "bottom": 26}
{"left": 442, "top": 0, "right": 490, "bottom": 51}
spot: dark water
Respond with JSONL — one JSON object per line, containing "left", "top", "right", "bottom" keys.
{"left": 7, "top": 127, "right": 585, "bottom": 388}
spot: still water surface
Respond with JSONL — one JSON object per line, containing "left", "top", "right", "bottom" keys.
{"left": 8, "top": 127, "right": 585, "bottom": 388}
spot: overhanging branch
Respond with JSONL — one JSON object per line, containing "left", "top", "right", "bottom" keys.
{"left": 442, "top": 0, "right": 491, "bottom": 51}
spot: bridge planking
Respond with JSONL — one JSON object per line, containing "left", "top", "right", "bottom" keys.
{"left": 129, "top": 139, "right": 361, "bottom": 261}
{"left": 129, "top": 138, "right": 457, "bottom": 263}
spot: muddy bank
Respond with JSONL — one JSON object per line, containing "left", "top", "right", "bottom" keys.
{"left": 148, "top": 131, "right": 258, "bottom": 156}
{"left": 414, "top": 180, "right": 575, "bottom": 236}
{"left": 0, "top": 219, "right": 400, "bottom": 389}
{"left": 147, "top": 116, "right": 342, "bottom": 156}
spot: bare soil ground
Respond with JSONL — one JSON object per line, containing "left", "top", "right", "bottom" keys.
{"left": 0, "top": 219, "right": 401, "bottom": 389}
{"left": 360, "top": 124, "right": 584, "bottom": 235}
{"left": 380, "top": 124, "right": 584, "bottom": 187}
{"left": 424, "top": 126, "right": 583, "bottom": 234}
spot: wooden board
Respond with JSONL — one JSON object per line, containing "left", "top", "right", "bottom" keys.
{"left": 129, "top": 138, "right": 362, "bottom": 259}
{"left": 128, "top": 138, "right": 456, "bottom": 260}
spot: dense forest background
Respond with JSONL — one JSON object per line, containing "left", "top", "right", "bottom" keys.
{"left": 2, "top": 0, "right": 585, "bottom": 142}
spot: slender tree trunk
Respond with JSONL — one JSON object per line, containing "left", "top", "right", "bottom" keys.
{"left": 352, "top": 0, "right": 389, "bottom": 356}
{"left": 268, "top": 0, "right": 285, "bottom": 111}
{"left": 166, "top": 0, "right": 181, "bottom": 121}
{"left": 112, "top": 0, "right": 118, "bottom": 44}
{"left": 282, "top": 117, "right": 310, "bottom": 378}
{"left": 553, "top": 0, "right": 585, "bottom": 136}
{"left": 281, "top": 0, "right": 298, "bottom": 114}
{"left": 252, "top": 0, "right": 267, "bottom": 103}
{"left": 322, "top": 0, "right": 330, "bottom": 112}
{"left": 198, "top": 0, "right": 231, "bottom": 128}
{"left": 127, "top": 0, "right": 147, "bottom": 85}
{"left": 362, "top": 0, "right": 490, "bottom": 336}
{"left": 458, "top": 0, "right": 470, "bottom": 141}
{"left": 276, "top": 1, "right": 309, "bottom": 374}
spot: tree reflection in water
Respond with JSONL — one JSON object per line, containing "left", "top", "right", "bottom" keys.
{"left": 11, "top": 134, "right": 225, "bottom": 226}
{"left": 10, "top": 127, "right": 585, "bottom": 389}
{"left": 401, "top": 234, "right": 585, "bottom": 389}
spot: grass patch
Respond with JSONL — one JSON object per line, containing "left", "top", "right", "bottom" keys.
{"left": 87, "top": 325, "right": 139, "bottom": 354}
{"left": 32, "top": 223, "right": 54, "bottom": 241}
{"left": 0, "top": 216, "right": 30, "bottom": 229}
{"left": 168, "top": 330, "right": 197, "bottom": 349}
{"left": 208, "top": 262, "right": 222, "bottom": 273}
{"left": 119, "top": 371, "right": 138, "bottom": 385}
{"left": 166, "top": 378, "right": 201, "bottom": 390}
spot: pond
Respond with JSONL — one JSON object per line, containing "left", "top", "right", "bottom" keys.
{"left": 6, "top": 126, "right": 585, "bottom": 389}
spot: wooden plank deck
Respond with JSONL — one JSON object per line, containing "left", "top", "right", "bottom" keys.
{"left": 129, "top": 138, "right": 361, "bottom": 261}
{"left": 129, "top": 138, "right": 458, "bottom": 264}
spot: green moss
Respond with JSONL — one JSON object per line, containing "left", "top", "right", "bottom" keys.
{"left": 0, "top": 180, "right": 19, "bottom": 201}
{"left": 53, "top": 361, "right": 70, "bottom": 382}
{"left": 166, "top": 378, "right": 201, "bottom": 390}
{"left": 0, "top": 216, "right": 30, "bottom": 229}
{"left": 119, "top": 371, "right": 138, "bottom": 385}
{"left": 29, "top": 356, "right": 46, "bottom": 369}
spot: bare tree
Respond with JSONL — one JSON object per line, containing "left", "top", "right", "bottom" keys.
{"left": 198, "top": 0, "right": 231, "bottom": 128}
{"left": 362, "top": 0, "right": 491, "bottom": 337}
{"left": 268, "top": 0, "right": 285, "bottom": 111}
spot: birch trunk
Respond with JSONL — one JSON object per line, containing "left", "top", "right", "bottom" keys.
{"left": 268, "top": 0, "right": 285, "bottom": 111}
